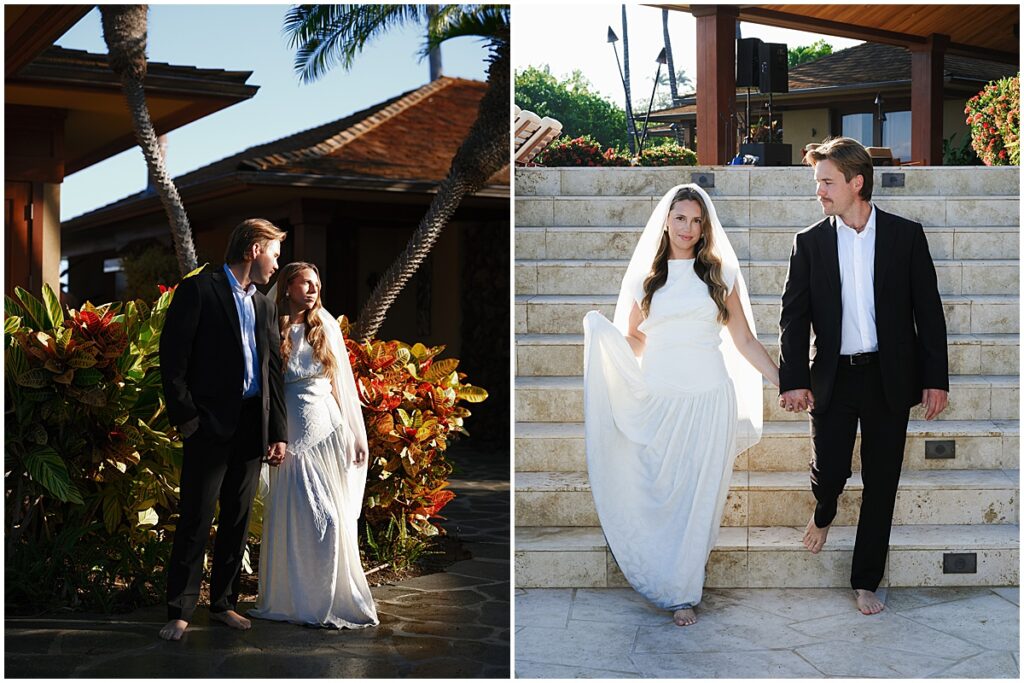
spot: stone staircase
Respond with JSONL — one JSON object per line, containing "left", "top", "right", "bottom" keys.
{"left": 515, "top": 166, "right": 1020, "bottom": 590}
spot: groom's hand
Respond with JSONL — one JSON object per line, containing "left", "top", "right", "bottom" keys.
{"left": 266, "top": 441, "right": 286, "bottom": 466}
{"left": 921, "top": 388, "right": 948, "bottom": 420}
{"left": 779, "top": 389, "right": 814, "bottom": 412}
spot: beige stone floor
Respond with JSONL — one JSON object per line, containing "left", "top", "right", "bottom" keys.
{"left": 515, "top": 586, "right": 1019, "bottom": 678}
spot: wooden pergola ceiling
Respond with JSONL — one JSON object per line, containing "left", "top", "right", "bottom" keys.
{"left": 657, "top": 4, "right": 1019, "bottom": 63}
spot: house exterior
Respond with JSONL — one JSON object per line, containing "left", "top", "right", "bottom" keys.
{"left": 649, "top": 41, "right": 1018, "bottom": 165}
{"left": 658, "top": 4, "right": 1019, "bottom": 165}
{"left": 4, "top": 3, "right": 257, "bottom": 296}
{"left": 62, "top": 76, "right": 510, "bottom": 446}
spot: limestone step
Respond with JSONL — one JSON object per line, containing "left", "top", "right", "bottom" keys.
{"left": 515, "top": 166, "right": 1022, "bottom": 199}
{"left": 515, "top": 333, "right": 1019, "bottom": 377}
{"left": 515, "top": 294, "right": 1019, "bottom": 336}
{"left": 514, "top": 524, "right": 1020, "bottom": 588}
{"left": 514, "top": 421, "right": 1020, "bottom": 473}
{"left": 515, "top": 375, "right": 1019, "bottom": 423}
{"left": 516, "top": 226, "right": 1020, "bottom": 261}
{"left": 515, "top": 258, "right": 1019, "bottom": 297}
{"left": 749, "top": 294, "right": 1019, "bottom": 337}
{"left": 516, "top": 195, "right": 1019, "bottom": 228}
{"left": 515, "top": 469, "right": 1019, "bottom": 528}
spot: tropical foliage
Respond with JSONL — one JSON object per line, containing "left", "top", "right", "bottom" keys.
{"left": 5, "top": 284, "right": 182, "bottom": 611}
{"left": 965, "top": 74, "right": 1020, "bottom": 166}
{"left": 536, "top": 135, "right": 631, "bottom": 167}
{"left": 788, "top": 39, "right": 833, "bottom": 68}
{"left": 515, "top": 65, "right": 630, "bottom": 149}
{"left": 339, "top": 316, "right": 487, "bottom": 540}
{"left": 5, "top": 281, "right": 487, "bottom": 610}
{"left": 636, "top": 141, "right": 698, "bottom": 167}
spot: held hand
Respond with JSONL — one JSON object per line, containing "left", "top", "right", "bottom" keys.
{"left": 779, "top": 389, "right": 815, "bottom": 413}
{"left": 266, "top": 441, "right": 286, "bottom": 466}
{"left": 921, "top": 388, "right": 949, "bottom": 420}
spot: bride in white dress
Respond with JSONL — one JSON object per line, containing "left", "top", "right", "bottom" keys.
{"left": 583, "top": 184, "right": 779, "bottom": 626}
{"left": 249, "top": 262, "right": 378, "bottom": 629}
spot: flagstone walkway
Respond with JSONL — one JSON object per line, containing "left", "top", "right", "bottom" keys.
{"left": 5, "top": 449, "right": 510, "bottom": 678}
{"left": 515, "top": 585, "right": 1019, "bottom": 678}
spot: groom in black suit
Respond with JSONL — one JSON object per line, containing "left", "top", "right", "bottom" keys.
{"left": 158, "top": 218, "right": 288, "bottom": 640}
{"left": 778, "top": 137, "right": 948, "bottom": 615}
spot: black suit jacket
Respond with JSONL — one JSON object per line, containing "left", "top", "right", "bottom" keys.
{"left": 778, "top": 207, "right": 949, "bottom": 414}
{"left": 160, "top": 267, "right": 287, "bottom": 450}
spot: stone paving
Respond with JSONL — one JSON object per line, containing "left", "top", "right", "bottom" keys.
{"left": 5, "top": 448, "right": 510, "bottom": 678}
{"left": 515, "top": 585, "right": 1020, "bottom": 678}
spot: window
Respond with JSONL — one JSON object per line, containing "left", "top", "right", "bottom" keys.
{"left": 842, "top": 113, "right": 873, "bottom": 147}
{"left": 882, "top": 111, "right": 911, "bottom": 162}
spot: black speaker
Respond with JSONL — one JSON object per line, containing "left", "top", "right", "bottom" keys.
{"left": 758, "top": 42, "right": 789, "bottom": 94}
{"left": 736, "top": 38, "right": 762, "bottom": 88}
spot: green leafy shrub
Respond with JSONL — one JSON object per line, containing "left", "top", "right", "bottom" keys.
{"left": 965, "top": 74, "right": 1020, "bottom": 165}
{"left": 636, "top": 141, "right": 698, "bottom": 166}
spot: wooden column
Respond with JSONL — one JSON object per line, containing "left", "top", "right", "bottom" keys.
{"left": 692, "top": 5, "right": 738, "bottom": 165}
{"left": 909, "top": 34, "right": 948, "bottom": 166}
{"left": 5, "top": 105, "right": 65, "bottom": 296}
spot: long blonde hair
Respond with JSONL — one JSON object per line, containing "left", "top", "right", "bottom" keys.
{"left": 275, "top": 262, "right": 337, "bottom": 377}
{"left": 640, "top": 187, "right": 730, "bottom": 324}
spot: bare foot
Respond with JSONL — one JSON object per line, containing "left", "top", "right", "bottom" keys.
{"left": 159, "top": 619, "right": 188, "bottom": 640}
{"left": 802, "top": 516, "right": 830, "bottom": 554}
{"left": 854, "top": 589, "right": 885, "bottom": 615}
{"left": 672, "top": 608, "right": 697, "bottom": 626}
{"left": 210, "top": 610, "right": 252, "bottom": 630}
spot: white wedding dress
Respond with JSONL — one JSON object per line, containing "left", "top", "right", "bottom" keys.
{"left": 583, "top": 258, "right": 744, "bottom": 610}
{"left": 249, "top": 309, "right": 378, "bottom": 628}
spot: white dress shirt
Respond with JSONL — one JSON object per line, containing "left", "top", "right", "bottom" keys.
{"left": 835, "top": 205, "right": 878, "bottom": 355}
{"left": 223, "top": 263, "right": 261, "bottom": 398}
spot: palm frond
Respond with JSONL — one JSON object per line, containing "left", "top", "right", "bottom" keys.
{"left": 421, "top": 5, "right": 510, "bottom": 57}
{"left": 284, "top": 4, "right": 431, "bottom": 83}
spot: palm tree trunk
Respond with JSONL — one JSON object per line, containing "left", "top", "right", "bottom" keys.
{"left": 100, "top": 6, "right": 197, "bottom": 276}
{"left": 352, "top": 30, "right": 509, "bottom": 342}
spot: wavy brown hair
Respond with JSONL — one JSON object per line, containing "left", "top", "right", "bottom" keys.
{"left": 640, "top": 187, "right": 730, "bottom": 324}
{"left": 275, "top": 262, "right": 337, "bottom": 378}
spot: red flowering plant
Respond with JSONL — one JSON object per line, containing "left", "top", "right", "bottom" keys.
{"left": 5, "top": 282, "right": 183, "bottom": 611}
{"left": 338, "top": 317, "right": 487, "bottom": 548}
{"left": 965, "top": 74, "right": 1020, "bottom": 166}
{"left": 537, "top": 135, "right": 631, "bottom": 166}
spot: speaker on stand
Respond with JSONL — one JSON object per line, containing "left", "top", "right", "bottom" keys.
{"left": 736, "top": 38, "right": 761, "bottom": 144}
{"left": 740, "top": 41, "right": 792, "bottom": 166}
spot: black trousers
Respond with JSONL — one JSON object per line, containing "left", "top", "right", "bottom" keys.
{"left": 810, "top": 360, "right": 910, "bottom": 592}
{"left": 166, "top": 396, "right": 263, "bottom": 621}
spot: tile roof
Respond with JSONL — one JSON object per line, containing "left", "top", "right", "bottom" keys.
{"left": 18, "top": 45, "right": 255, "bottom": 89}
{"left": 654, "top": 42, "right": 1016, "bottom": 116}
{"left": 69, "top": 76, "right": 507, "bottom": 223}
{"left": 786, "top": 41, "right": 1016, "bottom": 89}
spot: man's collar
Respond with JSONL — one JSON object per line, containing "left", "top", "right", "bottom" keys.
{"left": 835, "top": 203, "right": 875, "bottom": 235}
{"left": 223, "top": 263, "right": 256, "bottom": 296}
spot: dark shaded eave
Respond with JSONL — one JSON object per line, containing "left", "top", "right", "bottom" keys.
{"left": 654, "top": 4, "right": 1020, "bottom": 64}
{"left": 62, "top": 170, "right": 510, "bottom": 235}
{"left": 6, "top": 46, "right": 259, "bottom": 174}
{"left": 10, "top": 46, "right": 257, "bottom": 98}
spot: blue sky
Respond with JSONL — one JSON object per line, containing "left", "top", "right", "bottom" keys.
{"left": 57, "top": 5, "right": 493, "bottom": 221}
